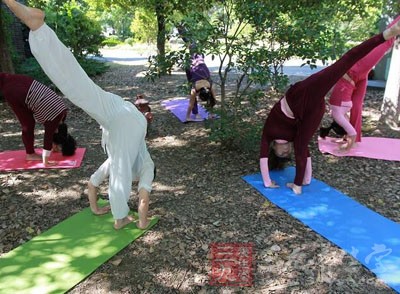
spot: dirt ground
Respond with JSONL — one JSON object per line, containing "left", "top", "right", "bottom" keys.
{"left": 0, "top": 61, "right": 399, "bottom": 294}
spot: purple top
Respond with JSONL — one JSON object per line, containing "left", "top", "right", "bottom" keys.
{"left": 186, "top": 54, "right": 211, "bottom": 84}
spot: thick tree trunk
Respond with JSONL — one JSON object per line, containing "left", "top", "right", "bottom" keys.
{"left": 380, "top": 38, "right": 400, "bottom": 128}
{"left": 155, "top": 1, "right": 166, "bottom": 74}
{"left": 0, "top": 7, "right": 15, "bottom": 73}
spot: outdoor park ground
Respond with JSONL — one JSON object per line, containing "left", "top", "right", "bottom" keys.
{"left": 0, "top": 53, "right": 399, "bottom": 293}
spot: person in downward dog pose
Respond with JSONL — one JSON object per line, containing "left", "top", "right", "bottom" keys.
{"left": 325, "top": 15, "right": 400, "bottom": 150}
{"left": 260, "top": 20, "right": 400, "bottom": 194}
{"left": 185, "top": 52, "right": 217, "bottom": 121}
{"left": 0, "top": 72, "right": 76, "bottom": 166}
{"left": 3, "top": 0, "right": 155, "bottom": 230}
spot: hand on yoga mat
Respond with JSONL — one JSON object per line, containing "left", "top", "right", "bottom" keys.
{"left": 44, "top": 160, "right": 57, "bottom": 167}
{"left": 286, "top": 183, "right": 302, "bottom": 195}
{"left": 265, "top": 180, "right": 279, "bottom": 188}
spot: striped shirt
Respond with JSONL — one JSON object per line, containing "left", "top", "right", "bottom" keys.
{"left": 25, "top": 80, "right": 67, "bottom": 123}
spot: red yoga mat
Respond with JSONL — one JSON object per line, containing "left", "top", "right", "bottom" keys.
{"left": 0, "top": 148, "right": 86, "bottom": 171}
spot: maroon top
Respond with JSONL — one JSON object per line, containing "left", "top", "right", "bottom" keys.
{"left": 0, "top": 73, "right": 67, "bottom": 153}
{"left": 260, "top": 33, "right": 385, "bottom": 185}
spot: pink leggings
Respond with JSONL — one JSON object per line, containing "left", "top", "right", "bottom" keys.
{"left": 330, "top": 104, "right": 357, "bottom": 137}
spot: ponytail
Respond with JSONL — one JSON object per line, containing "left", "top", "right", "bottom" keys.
{"left": 199, "top": 87, "right": 216, "bottom": 108}
{"left": 53, "top": 123, "right": 77, "bottom": 156}
{"left": 319, "top": 120, "right": 346, "bottom": 138}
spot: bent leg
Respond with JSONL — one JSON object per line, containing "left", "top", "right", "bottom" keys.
{"left": 107, "top": 106, "right": 146, "bottom": 228}
{"left": 88, "top": 158, "right": 111, "bottom": 215}
{"left": 28, "top": 24, "right": 120, "bottom": 128}
{"left": 137, "top": 188, "right": 150, "bottom": 229}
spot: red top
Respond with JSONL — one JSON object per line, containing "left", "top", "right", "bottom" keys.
{"left": 260, "top": 33, "right": 385, "bottom": 186}
{"left": 0, "top": 73, "right": 67, "bottom": 153}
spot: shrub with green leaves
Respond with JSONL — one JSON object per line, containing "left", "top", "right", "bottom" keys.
{"left": 102, "top": 36, "right": 122, "bottom": 47}
{"left": 44, "top": 1, "right": 105, "bottom": 57}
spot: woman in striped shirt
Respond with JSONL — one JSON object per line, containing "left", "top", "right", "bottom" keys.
{"left": 0, "top": 73, "right": 76, "bottom": 166}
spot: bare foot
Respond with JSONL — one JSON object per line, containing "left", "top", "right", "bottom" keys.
{"left": 186, "top": 116, "right": 203, "bottom": 122}
{"left": 92, "top": 205, "right": 111, "bottom": 215}
{"left": 87, "top": 181, "right": 110, "bottom": 215}
{"left": 136, "top": 218, "right": 151, "bottom": 230}
{"left": 331, "top": 138, "right": 347, "bottom": 144}
{"left": 26, "top": 153, "right": 42, "bottom": 161}
{"left": 384, "top": 20, "right": 400, "bottom": 40}
{"left": 3, "top": 0, "right": 45, "bottom": 31}
{"left": 339, "top": 135, "right": 356, "bottom": 151}
{"left": 114, "top": 216, "right": 135, "bottom": 230}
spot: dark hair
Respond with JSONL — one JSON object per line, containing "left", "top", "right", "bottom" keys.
{"left": 319, "top": 120, "right": 347, "bottom": 138}
{"left": 53, "top": 123, "right": 77, "bottom": 156}
{"left": 198, "top": 87, "right": 216, "bottom": 108}
{"left": 268, "top": 144, "right": 291, "bottom": 170}
{"left": 61, "top": 135, "right": 77, "bottom": 156}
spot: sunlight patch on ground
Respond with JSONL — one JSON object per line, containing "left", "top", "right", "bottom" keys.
{"left": 135, "top": 71, "right": 147, "bottom": 78}
{"left": 153, "top": 183, "right": 185, "bottom": 193}
{"left": 363, "top": 109, "right": 381, "bottom": 121}
{"left": 140, "top": 231, "right": 164, "bottom": 245}
{"left": 0, "top": 132, "right": 21, "bottom": 138}
{"left": 154, "top": 269, "right": 206, "bottom": 290}
{"left": 150, "top": 136, "right": 187, "bottom": 147}
{"left": 181, "top": 127, "right": 209, "bottom": 138}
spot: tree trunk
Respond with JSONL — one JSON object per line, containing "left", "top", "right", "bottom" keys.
{"left": 380, "top": 38, "right": 400, "bottom": 128}
{"left": 0, "top": 7, "right": 15, "bottom": 73}
{"left": 155, "top": 1, "right": 166, "bottom": 73}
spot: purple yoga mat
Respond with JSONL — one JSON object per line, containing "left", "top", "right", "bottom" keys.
{"left": 161, "top": 97, "right": 210, "bottom": 122}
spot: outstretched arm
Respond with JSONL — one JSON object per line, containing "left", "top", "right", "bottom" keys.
{"left": 185, "top": 90, "right": 197, "bottom": 121}
{"left": 260, "top": 158, "right": 279, "bottom": 188}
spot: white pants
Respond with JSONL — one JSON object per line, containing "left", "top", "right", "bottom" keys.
{"left": 29, "top": 24, "right": 152, "bottom": 219}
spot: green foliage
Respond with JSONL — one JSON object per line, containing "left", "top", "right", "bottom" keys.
{"left": 206, "top": 89, "right": 265, "bottom": 153}
{"left": 102, "top": 36, "right": 122, "bottom": 47}
{"left": 124, "top": 37, "right": 135, "bottom": 45}
{"left": 15, "top": 58, "right": 52, "bottom": 85}
{"left": 44, "top": 0, "right": 105, "bottom": 57}
{"left": 98, "top": 6, "right": 134, "bottom": 40}
{"left": 146, "top": 50, "right": 188, "bottom": 81}
{"left": 77, "top": 57, "right": 110, "bottom": 77}
{"left": 15, "top": 57, "right": 109, "bottom": 91}
{"left": 130, "top": 7, "right": 158, "bottom": 43}
{"left": 178, "top": 0, "right": 387, "bottom": 152}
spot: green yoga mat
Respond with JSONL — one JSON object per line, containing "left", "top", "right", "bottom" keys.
{"left": 0, "top": 200, "right": 159, "bottom": 294}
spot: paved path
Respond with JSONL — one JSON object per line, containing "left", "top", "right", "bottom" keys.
{"left": 96, "top": 48, "right": 385, "bottom": 87}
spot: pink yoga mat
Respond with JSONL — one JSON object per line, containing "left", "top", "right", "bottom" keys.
{"left": 0, "top": 148, "right": 86, "bottom": 171}
{"left": 318, "top": 136, "right": 400, "bottom": 161}
{"left": 161, "top": 97, "right": 210, "bottom": 122}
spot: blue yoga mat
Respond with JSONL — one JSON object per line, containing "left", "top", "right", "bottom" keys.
{"left": 243, "top": 167, "right": 400, "bottom": 293}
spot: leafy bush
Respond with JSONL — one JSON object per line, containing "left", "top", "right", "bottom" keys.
{"left": 124, "top": 37, "right": 135, "bottom": 46}
{"left": 206, "top": 89, "right": 266, "bottom": 153}
{"left": 102, "top": 36, "right": 122, "bottom": 47}
{"left": 15, "top": 57, "right": 109, "bottom": 91}
{"left": 44, "top": 1, "right": 105, "bottom": 57}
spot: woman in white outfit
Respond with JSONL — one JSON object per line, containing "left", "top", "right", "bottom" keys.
{"left": 3, "top": 0, "right": 154, "bottom": 230}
